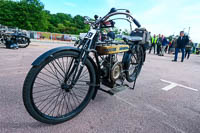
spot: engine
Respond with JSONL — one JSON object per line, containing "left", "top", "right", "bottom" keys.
{"left": 101, "top": 54, "right": 123, "bottom": 88}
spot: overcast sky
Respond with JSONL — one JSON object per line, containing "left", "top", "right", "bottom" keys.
{"left": 42, "top": 0, "right": 200, "bottom": 43}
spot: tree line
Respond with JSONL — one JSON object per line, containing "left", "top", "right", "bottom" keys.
{"left": 0, "top": 0, "right": 89, "bottom": 34}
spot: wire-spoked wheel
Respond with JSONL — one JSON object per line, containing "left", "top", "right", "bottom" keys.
{"left": 23, "top": 51, "right": 96, "bottom": 124}
{"left": 126, "top": 45, "right": 144, "bottom": 82}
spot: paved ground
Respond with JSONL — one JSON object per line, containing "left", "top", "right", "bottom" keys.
{"left": 0, "top": 42, "right": 200, "bottom": 133}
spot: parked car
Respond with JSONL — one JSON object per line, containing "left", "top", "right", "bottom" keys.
{"left": 116, "top": 34, "right": 122, "bottom": 39}
{"left": 71, "top": 36, "right": 77, "bottom": 41}
{"left": 62, "top": 35, "right": 72, "bottom": 41}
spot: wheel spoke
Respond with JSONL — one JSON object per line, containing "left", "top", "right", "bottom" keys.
{"left": 79, "top": 73, "right": 89, "bottom": 80}
{"left": 46, "top": 64, "right": 63, "bottom": 84}
{"left": 63, "top": 93, "right": 71, "bottom": 114}
{"left": 35, "top": 90, "right": 60, "bottom": 110}
{"left": 49, "top": 90, "right": 62, "bottom": 116}
{"left": 33, "top": 86, "right": 59, "bottom": 94}
{"left": 53, "top": 57, "right": 66, "bottom": 76}
{"left": 60, "top": 91, "right": 66, "bottom": 116}
{"left": 55, "top": 91, "right": 66, "bottom": 116}
{"left": 69, "top": 91, "right": 78, "bottom": 107}
{"left": 39, "top": 71, "right": 60, "bottom": 81}
{"left": 43, "top": 95, "right": 60, "bottom": 115}
{"left": 67, "top": 93, "right": 74, "bottom": 111}
{"left": 71, "top": 89, "right": 85, "bottom": 100}
{"left": 61, "top": 57, "right": 66, "bottom": 74}
{"left": 33, "top": 84, "right": 57, "bottom": 88}
{"left": 79, "top": 68, "right": 88, "bottom": 77}
{"left": 50, "top": 60, "right": 65, "bottom": 80}
{"left": 36, "top": 76, "right": 60, "bottom": 88}
{"left": 34, "top": 82, "right": 60, "bottom": 88}
{"left": 65, "top": 58, "right": 75, "bottom": 79}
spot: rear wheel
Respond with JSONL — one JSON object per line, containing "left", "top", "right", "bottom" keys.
{"left": 126, "top": 45, "right": 144, "bottom": 82}
{"left": 18, "top": 37, "right": 30, "bottom": 48}
{"left": 23, "top": 51, "right": 96, "bottom": 124}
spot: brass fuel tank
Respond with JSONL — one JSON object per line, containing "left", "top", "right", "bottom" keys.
{"left": 96, "top": 44, "right": 129, "bottom": 55}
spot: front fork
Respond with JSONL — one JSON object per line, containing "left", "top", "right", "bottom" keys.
{"left": 64, "top": 39, "right": 92, "bottom": 87}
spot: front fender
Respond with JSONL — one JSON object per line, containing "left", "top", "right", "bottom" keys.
{"left": 32, "top": 46, "right": 79, "bottom": 66}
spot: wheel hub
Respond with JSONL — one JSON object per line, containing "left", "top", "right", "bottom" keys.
{"left": 61, "top": 83, "right": 71, "bottom": 92}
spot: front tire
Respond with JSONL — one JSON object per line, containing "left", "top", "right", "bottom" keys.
{"left": 23, "top": 51, "right": 96, "bottom": 124}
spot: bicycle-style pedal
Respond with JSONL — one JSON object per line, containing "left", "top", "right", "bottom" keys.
{"left": 99, "top": 84, "right": 128, "bottom": 95}
{"left": 109, "top": 85, "right": 127, "bottom": 94}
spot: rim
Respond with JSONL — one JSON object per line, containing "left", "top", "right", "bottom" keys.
{"left": 31, "top": 55, "right": 91, "bottom": 118}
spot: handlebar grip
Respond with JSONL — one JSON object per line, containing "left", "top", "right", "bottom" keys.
{"left": 133, "top": 19, "right": 141, "bottom": 28}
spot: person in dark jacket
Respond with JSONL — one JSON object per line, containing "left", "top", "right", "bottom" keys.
{"left": 172, "top": 31, "right": 189, "bottom": 62}
{"left": 107, "top": 29, "right": 115, "bottom": 40}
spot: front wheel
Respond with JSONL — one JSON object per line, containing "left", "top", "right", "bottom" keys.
{"left": 23, "top": 51, "right": 96, "bottom": 124}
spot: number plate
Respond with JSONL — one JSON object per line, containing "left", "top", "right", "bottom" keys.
{"left": 84, "top": 29, "right": 96, "bottom": 39}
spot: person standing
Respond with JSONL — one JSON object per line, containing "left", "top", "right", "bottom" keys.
{"left": 149, "top": 34, "right": 157, "bottom": 54}
{"left": 172, "top": 31, "right": 189, "bottom": 62}
{"left": 101, "top": 29, "right": 107, "bottom": 41}
{"left": 185, "top": 40, "right": 193, "bottom": 59}
{"left": 157, "top": 34, "right": 162, "bottom": 55}
{"left": 160, "top": 36, "right": 168, "bottom": 56}
{"left": 169, "top": 38, "right": 176, "bottom": 54}
{"left": 107, "top": 29, "right": 115, "bottom": 40}
{"left": 168, "top": 40, "right": 172, "bottom": 54}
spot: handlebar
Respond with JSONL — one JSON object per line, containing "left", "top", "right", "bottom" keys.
{"left": 84, "top": 8, "right": 141, "bottom": 28}
{"left": 101, "top": 8, "right": 141, "bottom": 28}
{"left": 133, "top": 18, "right": 141, "bottom": 28}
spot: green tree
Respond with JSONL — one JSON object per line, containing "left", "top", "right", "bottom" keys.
{"left": 0, "top": 0, "right": 49, "bottom": 31}
{"left": 122, "top": 29, "right": 129, "bottom": 35}
{"left": 0, "top": 0, "right": 89, "bottom": 34}
{"left": 113, "top": 27, "right": 120, "bottom": 34}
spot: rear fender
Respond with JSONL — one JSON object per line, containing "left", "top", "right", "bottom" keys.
{"left": 141, "top": 45, "right": 146, "bottom": 62}
{"left": 122, "top": 51, "right": 132, "bottom": 70}
{"left": 122, "top": 44, "right": 145, "bottom": 70}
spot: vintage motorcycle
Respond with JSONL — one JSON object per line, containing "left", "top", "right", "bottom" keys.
{"left": 0, "top": 29, "right": 30, "bottom": 48}
{"left": 23, "top": 8, "right": 150, "bottom": 124}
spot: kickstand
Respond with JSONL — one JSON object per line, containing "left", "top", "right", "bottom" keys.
{"left": 131, "top": 78, "right": 137, "bottom": 90}
{"left": 131, "top": 69, "right": 139, "bottom": 90}
{"left": 131, "top": 65, "right": 141, "bottom": 90}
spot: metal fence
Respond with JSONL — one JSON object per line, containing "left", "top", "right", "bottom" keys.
{"left": 0, "top": 24, "right": 78, "bottom": 42}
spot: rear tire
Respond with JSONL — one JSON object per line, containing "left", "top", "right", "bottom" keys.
{"left": 23, "top": 51, "right": 96, "bottom": 124}
{"left": 18, "top": 37, "right": 30, "bottom": 48}
{"left": 126, "top": 45, "right": 144, "bottom": 82}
